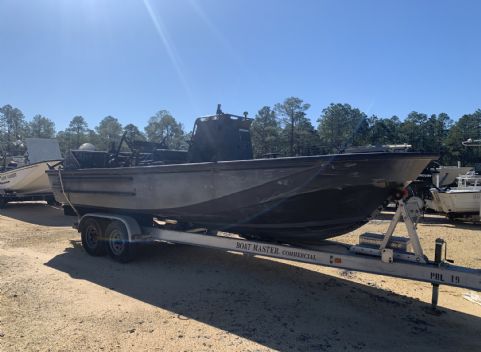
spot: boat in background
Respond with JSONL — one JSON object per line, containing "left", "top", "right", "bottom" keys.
{"left": 405, "top": 161, "right": 473, "bottom": 209}
{"left": 428, "top": 138, "right": 481, "bottom": 220}
{"left": 47, "top": 108, "right": 436, "bottom": 242}
{"left": 0, "top": 138, "right": 62, "bottom": 208}
{"left": 431, "top": 165, "right": 473, "bottom": 188}
{"left": 462, "top": 138, "right": 481, "bottom": 147}
{"left": 429, "top": 172, "right": 481, "bottom": 221}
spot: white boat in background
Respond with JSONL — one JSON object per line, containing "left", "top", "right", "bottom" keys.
{"left": 462, "top": 138, "right": 481, "bottom": 147}
{"left": 429, "top": 172, "right": 481, "bottom": 221}
{"left": 428, "top": 137, "right": 481, "bottom": 220}
{"left": 0, "top": 138, "right": 62, "bottom": 207}
{"left": 431, "top": 165, "right": 473, "bottom": 187}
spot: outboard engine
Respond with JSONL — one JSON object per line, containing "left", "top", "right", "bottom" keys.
{"left": 188, "top": 105, "right": 253, "bottom": 162}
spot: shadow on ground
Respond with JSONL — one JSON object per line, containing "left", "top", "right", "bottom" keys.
{"left": 46, "top": 241, "right": 481, "bottom": 351}
{"left": 0, "top": 202, "right": 72, "bottom": 227}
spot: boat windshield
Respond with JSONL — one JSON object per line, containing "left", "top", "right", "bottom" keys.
{"left": 456, "top": 172, "right": 481, "bottom": 188}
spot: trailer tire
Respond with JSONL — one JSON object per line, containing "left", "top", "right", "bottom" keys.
{"left": 447, "top": 214, "right": 458, "bottom": 222}
{"left": 105, "top": 221, "right": 137, "bottom": 263}
{"left": 80, "top": 218, "right": 107, "bottom": 256}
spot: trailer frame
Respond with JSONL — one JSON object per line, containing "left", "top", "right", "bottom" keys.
{"left": 0, "top": 189, "right": 57, "bottom": 208}
{"left": 73, "top": 200, "right": 481, "bottom": 310}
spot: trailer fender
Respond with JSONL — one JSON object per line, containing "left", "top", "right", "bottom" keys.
{"left": 78, "top": 213, "right": 142, "bottom": 242}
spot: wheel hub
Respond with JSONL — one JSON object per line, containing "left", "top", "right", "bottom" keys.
{"left": 85, "top": 226, "right": 98, "bottom": 247}
{"left": 109, "top": 230, "right": 124, "bottom": 255}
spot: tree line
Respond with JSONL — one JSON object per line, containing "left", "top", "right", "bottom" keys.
{"left": 252, "top": 98, "right": 481, "bottom": 166}
{"left": 1, "top": 98, "right": 480, "bottom": 166}
{"left": 0, "top": 105, "right": 188, "bottom": 155}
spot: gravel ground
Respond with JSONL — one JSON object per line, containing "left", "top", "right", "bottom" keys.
{"left": 1, "top": 202, "right": 481, "bottom": 351}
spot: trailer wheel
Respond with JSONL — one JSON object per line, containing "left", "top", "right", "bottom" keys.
{"left": 105, "top": 221, "right": 137, "bottom": 263}
{"left": 447, "top": 214, "right": 458, "bottom": 222}
{"left": 80, "top": 218, "right": 107, "bottom": 256}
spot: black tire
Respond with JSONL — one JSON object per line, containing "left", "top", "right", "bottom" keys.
{"left": 105, "top": 221, "right": 137, "bottom": 263}
{"left": 80, "top": 218, "right": 107, "bottom": 256}
{"left": 0, "top": 197, "right": 6, "bottom": 209}
{"left": 447, "top": 214, "right": 458, "bottom": 223}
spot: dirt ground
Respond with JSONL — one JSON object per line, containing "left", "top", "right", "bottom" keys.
{"left": 1, "top": 202, "right": 481, "bottom": 351}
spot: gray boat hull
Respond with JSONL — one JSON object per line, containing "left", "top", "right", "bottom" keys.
{"left": 47, "top": 152, "right": 436, "bottom": 241}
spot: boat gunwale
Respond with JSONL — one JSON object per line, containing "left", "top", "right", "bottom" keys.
{"left": 1, "top": 159, "right": 63, "bottom": 176}
{"left": 46, "top": 152, "right": 438, "bottom": 176}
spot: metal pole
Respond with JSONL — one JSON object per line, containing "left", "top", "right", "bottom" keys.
{"left": 431, "top": 238, "right": 445, "bottom": 310}
{"left": 431, "top": 284, "right": 439, "bottom": 310}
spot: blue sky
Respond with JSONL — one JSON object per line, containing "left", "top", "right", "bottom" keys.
{"left": 0, "top": 0, "right": 480, "bottom": 132}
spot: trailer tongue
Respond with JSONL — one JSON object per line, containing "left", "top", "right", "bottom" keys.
{"left": 74, "top": 200, "right": 481, "bottom": 311}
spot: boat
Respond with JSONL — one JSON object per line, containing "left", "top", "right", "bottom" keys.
{"left": 0, "top": 138, "right": 62, "bottom": 207}
{"left": 47, "top": 108, "right": 436, "bottom": 242}
{"left": 431, "top": 165, "right": 473, "bottom": 187}
{"left": 428, "top": 138, "right": 481, "bottom": 220}
{"left": 429, "top": 172, "right": 481, "bottom": 220}
{"left": 406, "top": 161, "right": 473, "bottom": 209}
{"left": 462, "top": 138, "right": 481, "bottom": 147}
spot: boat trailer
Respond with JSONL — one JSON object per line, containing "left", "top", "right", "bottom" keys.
{"left": 74, "top": 200, "right": 481, "bottom": 310}
{"left": 0, "top": 190, "right": 57, "bottom": 208}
